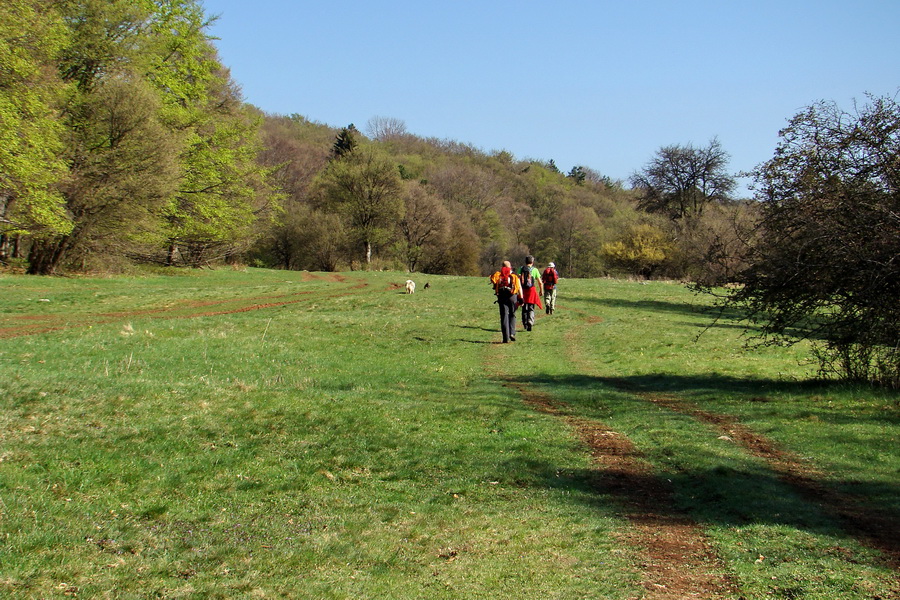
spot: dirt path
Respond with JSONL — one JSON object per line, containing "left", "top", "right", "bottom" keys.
{"left": 638, "top": 391, "right": 900, "bottom": 570}
{"left": 483, "top": 309, "right": 738, "bottom": 599}
{"left": 504, "top": 379, "right": 740, "bottom": 600}
{"left": 561, "top": 307, "right": 900, "bottom": 572}
{"left": 0, "top": 274, "right": 371, "bottom": 339}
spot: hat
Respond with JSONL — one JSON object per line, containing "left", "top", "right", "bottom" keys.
{"left": 548, "top": 262, "right": 555, "bottom": 268}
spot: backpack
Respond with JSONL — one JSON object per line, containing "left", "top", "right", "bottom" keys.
{"left": 497, "top": 272, "right": 514, "bottom": 292}
{"left": 520, "top": 266, "right": 536, "bottom": 289}
{"left": 542, "top": 267, "right": 558, "bottom": 289}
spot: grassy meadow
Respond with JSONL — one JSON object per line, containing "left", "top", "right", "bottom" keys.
{"left": 0, "top": 269, "right": 897, "bottom": 599}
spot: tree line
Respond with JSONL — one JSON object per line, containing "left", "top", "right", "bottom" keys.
{"left": 1, "top": 0, "right": 276, "bottom": 274}
{"left": 2, "top": 1, "right": 897, "bottom": 387}
{"left": 249, "top": 116, "right": 761, "bottom": 282}
{"left": 1, "top": 0, "right": 751, "bottom": 280}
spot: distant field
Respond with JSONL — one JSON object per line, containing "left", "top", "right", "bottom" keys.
{"left": 1, "top": 269, "right": 897, "bottom": 599}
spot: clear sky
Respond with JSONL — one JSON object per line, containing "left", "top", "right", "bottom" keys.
{"left": 201, "top": 0, "right": 899, "bottom": 196}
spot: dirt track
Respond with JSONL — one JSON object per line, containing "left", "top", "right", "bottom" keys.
{"left": 491, "top": 301, "right": 899, "bottom": 599}
{"left": 0, "top": 272, "right": 369, "bottom": 339}
{"left": 505, "top": 379, "right": 740, "bottom": 599}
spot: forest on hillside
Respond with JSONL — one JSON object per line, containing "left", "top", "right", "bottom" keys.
{"left": 0, "top": 0, "right": 757, "bottom": 281}
{"left": 2, "top": 0, "right": 898, "bottom": 385}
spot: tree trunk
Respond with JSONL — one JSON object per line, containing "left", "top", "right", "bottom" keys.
{"left": 27, "top": 237, "right": 66, "bottom": 275}
{"left": 166, "top": 242, "right": 179, "bottom": 266}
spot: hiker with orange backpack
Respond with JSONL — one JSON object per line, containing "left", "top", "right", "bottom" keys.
{"left": 489, "top": 260, "right": 522, "bottom": 343}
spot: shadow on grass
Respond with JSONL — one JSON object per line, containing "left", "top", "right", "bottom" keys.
{"left": 497, "top": 371, "right": 900, "bottom": 567}
{"left": 499, "top": 453, "right": 900, "bottom": 566}
{"left": 526, "top": 371, "right": 831, "bottom": 398}
{"left": 576, "top": 295, "right": 765, "bottom": 332}
{"left": 586, "top": 296, "right": 831, "bottom": 342}
{"left": 578, "top": 296, "right": 735, "bottom": 319}
{"left": 526, "top": 372, "right": 899, "bottom": 429}
{"left": 456, "top": 324, "right": 498, "bottom": 333}
{"left": 454, "top": 324, "right": 503, "bottom": 344}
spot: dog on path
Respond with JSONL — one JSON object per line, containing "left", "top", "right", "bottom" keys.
{"left": 405, "top": 280, "right": 416, "bottom": 294}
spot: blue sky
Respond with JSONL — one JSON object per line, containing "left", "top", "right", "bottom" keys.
{"left": 202, "top": 1, "right": 899, "bottom": 196}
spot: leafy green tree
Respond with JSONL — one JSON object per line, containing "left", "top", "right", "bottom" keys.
{"left": 27, "top": 76, "right": 180, "bottom": 274}
{"left": 19, "top": 0, "right": 273, "bottom": 272}
{"left": 56, "top": 0, "right": 149, "bottom": 92}
{"left": 163, "top": 103, "right": 273, "bottom": 266}
{"left": 709, "top": 95, "right": 900, "bottom": 387}
{"left": 631, "top": 138, "right": 735, "bottom": 220}
{"left": 314, "top": 147, "right": 403, "bottom": 265}
{"left": 143, "top": 0, "right": 276, "bottom": 266}
{"left": 0, "top": 0, "right": 72, "bottom": 245}
{"left": 26, "top": 0, "right": 184, "bottom": 274}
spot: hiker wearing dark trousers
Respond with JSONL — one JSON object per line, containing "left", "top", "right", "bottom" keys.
{"left": 542, "top": 262, "right": 559, "bottom": 314}
{"left": 518, "top": 255, "right": 543, "bottom": 331}
{"left": 489, "top": 260, "right": 522, "bottom": 343}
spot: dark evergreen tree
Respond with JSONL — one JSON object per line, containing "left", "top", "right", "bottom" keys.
{"left": 567, "top": 166, "right": 587, "bottom": 185}
{"left": 330, "top": 124, "right": 359, "bottom": 160}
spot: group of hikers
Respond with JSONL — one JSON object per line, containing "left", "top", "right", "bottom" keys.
{"left": 489, "top": 255, "right": 560, "bottom": 344}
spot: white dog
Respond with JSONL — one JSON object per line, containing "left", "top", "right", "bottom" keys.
{"left": 405, "top": 279, "right": 416, "bottom": 294}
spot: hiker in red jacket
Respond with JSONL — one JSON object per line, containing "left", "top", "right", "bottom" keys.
{"left": 542, "top": 262, "right": 559, "bottom": 314}
{"left": 518, "top": 255, "right": 543, "bottom": 331}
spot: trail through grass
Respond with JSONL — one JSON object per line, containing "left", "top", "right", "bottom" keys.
{"left": 0, "top": 269, "right": 897, "bottom": 599}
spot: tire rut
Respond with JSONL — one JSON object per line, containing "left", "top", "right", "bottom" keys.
{"left": 503, "top": 379, "right": 739, "bottom": 600}
{"left": 640, "top": 391, "right": 900, "bottom": 570}
{"left": 0, "top": 277, "right": 370, "bottom": 339}
{"left": 563, "top": 311, "right": 900, "bottom": 572}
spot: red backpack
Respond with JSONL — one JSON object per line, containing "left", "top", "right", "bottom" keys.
{"left": 542, "top": 267, "right": 558, "bottom": 289}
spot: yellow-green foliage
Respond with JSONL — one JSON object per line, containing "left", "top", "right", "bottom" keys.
{"left": 0, "top": 0, "right": 72, "bottom": 236}
{"left": 601, "top": 223, "right": 674, "bottom": 277}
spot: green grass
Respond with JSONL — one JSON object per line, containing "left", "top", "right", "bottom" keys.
{"left": 0, "top": 270, "right": 897, "bottom": 599}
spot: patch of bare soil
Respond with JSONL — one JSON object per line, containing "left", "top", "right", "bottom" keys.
{"left": 300, "top": 272, "right": 346, "bottom": 283}
{"left": 0, "top": 275, "right": 368, "bottom": 338}
{"left": 643, "top": 393, "right": 900, "bottom": 570}
{"left": 561, "top": 316, "right": 899, "bottom": 572}
{"left": 504, "top": 380, "right": 739, "bottom": 600}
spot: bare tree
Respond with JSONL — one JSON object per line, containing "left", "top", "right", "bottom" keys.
{"left": 365, "top": 115, "right": 408, "bottom": 141}
{"left": 631, "top": 138, "right": 735, "bottom": 220}
{"left": 398, "top": 181, "right": 449, "bottom": 272}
